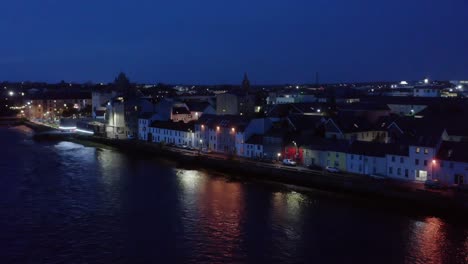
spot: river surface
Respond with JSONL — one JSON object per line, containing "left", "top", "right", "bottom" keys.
{"left": 0, "top": 127, "right": 467, "bottom": 264}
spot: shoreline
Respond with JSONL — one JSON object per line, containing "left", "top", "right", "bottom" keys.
{"left": 24, "top": 121, "right": 468, "bottom": 216}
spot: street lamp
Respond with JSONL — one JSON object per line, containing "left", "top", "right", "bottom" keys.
{"left": 277, "top": 152, "right": 282, "bottom": 161}
{"left": 292, "top": 141, "right": 298, "bottom": 160}
{"left": 431, "top": 159, "right": 436, "bottom": 180}
{"left": 8, "top": 91, "right": 14, "bottom": 96}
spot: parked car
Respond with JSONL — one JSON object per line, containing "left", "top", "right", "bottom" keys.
{"left": 325, "top": 166, "right": 340, "bottom": 173}
{"left": 424, "top": 179, "right": 443, "bottom": 190}
{"left": 282, "top": 159, "right": 297, "bottom": 166}
{"left": 369, "top": 174, "right": 386, "bottom": 180}
{"left": 307, "top": 164, "right": 322, "bottom": 170}
{"left": 201, "top": 147, "right": 212, "bottom": 153}
{"left": 127, "top": 135, "right": 135, "bottom": 140}
{"left": 181, "top": 144, "right": 189, "bottom": 149}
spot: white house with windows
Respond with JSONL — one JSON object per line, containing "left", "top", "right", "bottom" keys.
{"left": 243, "top": 135, "right": 264, "bottom": 158}
{"left": 138, "top": 113, "right": 158, "bottom": 141}
{"left": 148, "top": 121, "right": 195, "bottom": 147}
{"left": 434, "top": 141, "right": 468, "bottom": 186}
{"left": 346, "top": 142, "right": 387, "bottom": 176}
{"left": 194, "top": 114, "right": 272, "bottom": 156}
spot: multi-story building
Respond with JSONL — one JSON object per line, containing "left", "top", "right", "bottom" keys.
{"left": 148, "top": 121, "right": 195, "bottom": 147}
{"left": 195, "top": 114, "right": 272, "bottom": 155}
{"left": 216, "top": 92, "right": 255, "bottom": 116}
{"left": 25, "top": 92, "right": 91, "bottom": 121}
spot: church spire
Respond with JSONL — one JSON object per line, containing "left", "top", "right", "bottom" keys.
{"left": 241, "top": 72, "right": 250, "bottom": 92}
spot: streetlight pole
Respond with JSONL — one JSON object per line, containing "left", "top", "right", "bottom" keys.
{"left": 292, "top": 141, "right": 298, "bottom": 161}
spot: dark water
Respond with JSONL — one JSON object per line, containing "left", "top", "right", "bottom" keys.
{"left": 0, "top": 127, "right": 467, "bottom": 264}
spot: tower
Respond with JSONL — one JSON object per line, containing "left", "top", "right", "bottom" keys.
{"left": 241, "top": 73, "right": 250, "bottom": 93}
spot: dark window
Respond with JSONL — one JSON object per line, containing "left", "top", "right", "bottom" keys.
{"left": 415, "top": 159, "right": 419, "bottom": 165}
{"left": 397, "top": 168, "right": 401, "bottom": 175}
{"left": 392, "top": 156, "right": 395, "bottom": 162}
{"left": 450, "top": 163, "right": 454, "bottom": 169}
{"left": 405, "top": 169, "right": 408, "bottom": 178}
{"left": 389, "top": 167, "right": 393, "bottom": 174}
{"left": 400, "top": 157, "right": 404, "bottom": 163}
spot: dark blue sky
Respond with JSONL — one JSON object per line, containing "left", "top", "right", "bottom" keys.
{"left": 1, "top": 0, "right": 467, "bottom": 84}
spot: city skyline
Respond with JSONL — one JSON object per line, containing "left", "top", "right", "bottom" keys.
{"left": 1, "top": 0, "right": 467, "bottom": 84}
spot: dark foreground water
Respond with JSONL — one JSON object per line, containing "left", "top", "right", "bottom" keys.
{"left": 0, "top": 127, "right": 467, "bottom": 264}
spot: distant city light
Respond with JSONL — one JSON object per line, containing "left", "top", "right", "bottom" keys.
{"left": 424, "top": 78, "right": 429, "bottom": 84}
{"left": 400, "top": 81, "right": 408, "bottom": 85}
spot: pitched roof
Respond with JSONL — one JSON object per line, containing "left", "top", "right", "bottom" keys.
{"left": 149, "top": 121, "right": 195, "bottom": 131}
{"left": 139, "top": 112, "right": 154, "bottom": 119}
{"left": 186, "top": 102, "right": 211, "bottom": 112}
{"left": 337, "top": 103, "right": 390, "bottom": 111}
{"left": 300, "top": 137, "right": 350, "bottom": 152}
{"left": 390, "top": 117, "right": 445, "bottom": 147}
{"left": 326, "top": 116, "right": 375, "bottom": 133}
{"left": 436, "top": 141, "right": 468, "bottom": 163}
{"left": 197, "top": 114, "right": 250, "bottom": 131}
{"left": 246, "top": 135, "right": 264, "bottom": 145}
{"left": 348, "top": 141, "right": 407, "bottom": 157}
{"left": 172, "top": 107, "right": 190, "bottom": 115}
{"left": 288, "top": 114, "right": 325, "bottom": 131}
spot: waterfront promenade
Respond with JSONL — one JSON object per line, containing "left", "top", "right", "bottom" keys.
{"left": 25, "top": 121, "right": 468, "bottom": 216}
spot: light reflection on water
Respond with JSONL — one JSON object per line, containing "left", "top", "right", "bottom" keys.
{"left": 1, "top": 128, "right": 468, "bottom": 264}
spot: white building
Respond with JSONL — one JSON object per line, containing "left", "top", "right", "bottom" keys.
{"left": 434, "top": 141, "right": 468, "bottom": 186}
{"left": 346, "top": 142, "right": 388, "bottom": 176}
{"left": 148, "top": 121, "right": 195, "bottom": 147}
{"left": 195, "top": 115, "right": 272, "bottom": 155}
{"left": 413, "top": 87, "right": 440, "bottom": 97}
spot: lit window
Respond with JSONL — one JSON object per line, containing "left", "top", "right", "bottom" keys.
{"left": 424, "top": 148, "right": 428, "bottom": 154}
{"left": 416, "top": 147, "right": 420, "bottom": 153}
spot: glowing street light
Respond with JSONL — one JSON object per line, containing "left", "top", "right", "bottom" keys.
{"left": 8, "top": 91, "right": 14, "bottom": 96}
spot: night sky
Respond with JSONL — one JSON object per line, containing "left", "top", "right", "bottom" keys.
{"left": 1, "top": 0, "right": 467, "bottom": 84}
